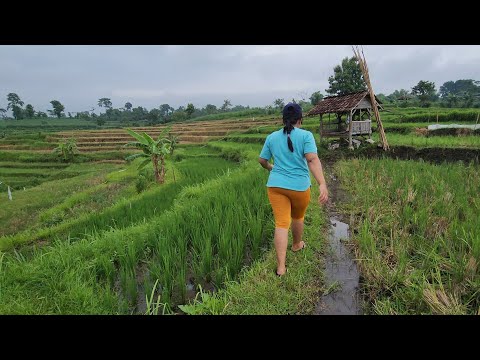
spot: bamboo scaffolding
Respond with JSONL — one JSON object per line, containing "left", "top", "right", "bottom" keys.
{"left": 352, "top": 45, "right": 389, "bottom": 151}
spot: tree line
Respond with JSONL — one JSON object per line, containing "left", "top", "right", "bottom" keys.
{"left": 2, "top": 57, "right": 479, "bottom": 122}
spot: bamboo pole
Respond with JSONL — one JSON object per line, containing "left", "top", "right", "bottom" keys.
{"left": 476, "top": 112, "right": 479, "bottom": 125}
{"left": 352, "top": 45, "right": 389, "bottom": 151}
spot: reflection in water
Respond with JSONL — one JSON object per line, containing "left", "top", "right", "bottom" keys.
{"left": 316, "top": 218, "right": 361, "bottom": 315}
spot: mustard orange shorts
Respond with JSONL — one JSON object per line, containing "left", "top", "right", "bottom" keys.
{"left": 267, "top": 187, "right": 311, "bottom": 229}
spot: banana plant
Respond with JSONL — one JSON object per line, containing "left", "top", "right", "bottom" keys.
{"left": 53, "top": 138, "right": 78, "bottom": 162}
{"left": 124, "top": 128, "right": 171, "bottom": 184}
{"left": 167, "top": 132, "right": 179, "bottom": 183}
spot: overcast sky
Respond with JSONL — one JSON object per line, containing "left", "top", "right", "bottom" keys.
{"left": 1, "top": 45, "right": 480, "bottom": 114}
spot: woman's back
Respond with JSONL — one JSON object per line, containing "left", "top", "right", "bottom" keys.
{"left": 259, "top": 127, "right": 317, "bottom": 191}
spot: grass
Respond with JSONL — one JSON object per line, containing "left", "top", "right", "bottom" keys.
{"left": 336, "top": 158, "right": 480, "bottom": 314}
{"left": 0, "top": 144, "right": 275, "bottom": 313}
{"left": 0, "top": 163, "right": 121, "bottom": 237}
{"left": 0, "top": 155, "right": 234, "bottom": 251}
{"left": 177, "top": 181, "right": 328, "bottom": 314}
{"left": 372, "top": 132, "right": 480, "bottom": 148}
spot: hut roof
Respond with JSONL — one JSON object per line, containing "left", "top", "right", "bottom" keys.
{"left": 306, "top": 91, "right": 383, "bottom": 116}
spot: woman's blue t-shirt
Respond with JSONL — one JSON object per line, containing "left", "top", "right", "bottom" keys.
{"left": 259, "top": 127, "right": 317, "bottom": 191}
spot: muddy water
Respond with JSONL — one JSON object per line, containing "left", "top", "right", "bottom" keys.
{"left": 315, "top": 217, "right": 362, "bottom": 315}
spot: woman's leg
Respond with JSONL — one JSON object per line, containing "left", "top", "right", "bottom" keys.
{"left": 267, "top": 188, "right": 291, "bottom": 275}
{"left": 274, "top": 228, "right": 289, "bottom": 275}
{"left": 291, "top": 219, "right": 304, "bottom": 251}
{"left": 291, "top": 188, "right": 311, "bottom": 251}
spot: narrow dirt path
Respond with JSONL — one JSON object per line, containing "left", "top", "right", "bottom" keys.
{"left": 314, "top": 159, "right": 362, "bottom": 315}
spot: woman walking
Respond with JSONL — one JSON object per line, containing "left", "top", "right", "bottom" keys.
{"left": 259, "top": 103, "right": 329, "bottom": 276}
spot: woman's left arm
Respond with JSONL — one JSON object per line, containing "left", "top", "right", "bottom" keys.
{"left": 258, "top": 158, "right": 273, "bottom": 171}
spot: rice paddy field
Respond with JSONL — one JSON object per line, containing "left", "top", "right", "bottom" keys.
{"left": 0, "top": 106, "right": 479, "bottom": 315}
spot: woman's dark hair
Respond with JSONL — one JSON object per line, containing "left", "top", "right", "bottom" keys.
{"left": 282, "top": 103, "right": 302, "bottom": 152}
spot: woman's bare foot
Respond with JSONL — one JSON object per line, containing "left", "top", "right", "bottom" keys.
{"left": 291, "top": 241, "right": 305, "bottom": 252}
{"left": 276, "top": 266, "right": 287, "bottom": 276}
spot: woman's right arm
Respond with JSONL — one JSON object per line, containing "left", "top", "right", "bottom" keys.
{"left": 305, "top": 152, "right": 328, "bottom": 204}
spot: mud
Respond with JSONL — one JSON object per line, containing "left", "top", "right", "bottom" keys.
{"left": 320, "top": 144, "right": 480, "bottom": 165}
{"left": 314, "top": 164, "right": 362, "bottom": 315}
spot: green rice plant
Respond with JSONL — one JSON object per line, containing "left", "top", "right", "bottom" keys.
{"left": 336, "top": 158, "right": 480, "bottom": 314}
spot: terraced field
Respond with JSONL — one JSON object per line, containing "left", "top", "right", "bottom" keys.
{"left": 42, "top": 119, "right": 284, "bottom": 152}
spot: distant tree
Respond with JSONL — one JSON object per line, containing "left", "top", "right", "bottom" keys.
{"left": 273, "top": 98, "right": 284, "bottom": 110}
{"left": 205, "top": 104, "right": 217, "bottom": 114}
{"left": 185, "top": 103, "right": 195, "bottom": 118}
{"left": 376, "top": 93, "right": 389, "bottom": 104}
{"left": 124, "top": 102, "right": 133, "bottom": 111}
{"left": 147, "top": 108, "right": 162, "bottom": 123}
{"left": 98, "top": 98, "right": 113, "bottom": 110}
{"left": 309, "top": 91, "right": 323, "bottom": 105}
{"left": 171, "top": 110, "right": 188, "bottom": 123}
{"left": 96, "top": 118, "right": 106, "bottom": 126}
{"left": 25, "top": 104, "right": 35, "bottom": 118}
{"left": 36, "top": 111, "right": 48, "bottom": 118}
{"left": 326, "top": 57, "right": 366, "bottom": 96}
{"left": 0, "top": 108, "right": 6, "bottom": 119}
{"left": 411, "top": 80, "right": 437, "bottom": 107}
{"left": 131, "top": 106, "right": 148, "bottom": 121}
{"left": 220, "top": 99, "right": 232, "bottom": 112}
{"left": 7, "top": 93, "right": 24, "bottom": 120}
{"left": 159, "top": 104, "right": 174, "bottom": 121}
{"left": 50, "top": 100, "right": 65, "bottom": 118}
{"left": 440, "top": 79, "right": 480, "bottom": 98}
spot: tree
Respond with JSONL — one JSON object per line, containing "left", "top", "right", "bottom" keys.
{"left": 124, "top": 128, "right": 172, "bottom": 184}
{"left": 147, "top": 108, "right": 162, "bottom": 123}
{"left": 273, "top": 98, "right": 284, "bottom": 110}
{"left": 53, "top": 138, "right": 78, "bottom": 162}
{"left": 220, "top": 99, "right": 232, "bottom": 112}
{"left": 7, "top": 93, "right": 24, "bottom": 120}
{"left": 50, "top": 100, "right": 65, "bottom": 118}
{"left": 309, "top": 91, "right": 323, "bottom": 105}
{"left": 124, "top": 102, "right": 133, "bottom": 111}
{"left": 411, "top": 80, "right": 437, "bottom": 107}
{"left": 98, "top": 98, "right": 113, "bottom": 110}
{"left": 185, "top": 103, "right": 195, "bottom": 118}
{"left": 36, "top": 111, "right": 48, "bottom": 118}
{"left": 0, "top": 108, "right": 6, "bottom": 119}
{"left": 159, "top": 104, "right": 174, "bottom": 121}
{"left": 171, "top": 110, "right": 188, "bottom": 122}
{"left": 25, "top": 104, "right": 35, "bottom": 118}
{"left": 326, "top": 57, "right": 366, "bottom": 96}
{"left": 205, "top": 104, "right": 217, "bottom": 115}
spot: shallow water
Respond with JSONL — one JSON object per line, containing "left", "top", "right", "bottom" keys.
{"left": 315, "top": 217, "right": 361, "bottom": 315}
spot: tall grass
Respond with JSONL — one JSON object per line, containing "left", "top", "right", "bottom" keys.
{"left": 336, "top": 158, "right": 480, "bottom": 314}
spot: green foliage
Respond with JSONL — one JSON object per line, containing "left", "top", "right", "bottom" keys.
{"left": 326, "top": 57, "right": 366, "bottom": 96}
{"left": 411, "top": 80, "right": 437, "bottom": 107}
{"left": 273, "top": 98, "right": 284, "bottom": 110}
{"left": 185, "top": 103, "right": 195, "bottom": 118}
{"left": 53, "top": 138, "right": 78, "bottom": 162}
{"left": 309, "top": 91, "right": 323, "bottom": 105}
{"left": 50, "top": 100, "right": 65, "bottom": 118}
{"left": 124, "top": 127, "right": 172, "bottom": 183}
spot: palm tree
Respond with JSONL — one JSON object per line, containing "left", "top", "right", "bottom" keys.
{"left": 124, "top": 128, "right": 171, "bottom": 184}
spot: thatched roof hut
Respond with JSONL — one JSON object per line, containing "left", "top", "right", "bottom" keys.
{"left": 306, "top": 91, "right": 383, "bottom": 148}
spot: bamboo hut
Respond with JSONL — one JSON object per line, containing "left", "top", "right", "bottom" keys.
{"left": 306, "top": 91, "right": 383, "bottom": 149}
